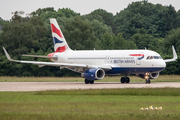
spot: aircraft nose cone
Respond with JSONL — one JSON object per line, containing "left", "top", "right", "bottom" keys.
{"left": 162, "top": 60, "right": 166, "bottom": 68}
{"left": 159, "top": 60, "right": 166, "bottom": 71}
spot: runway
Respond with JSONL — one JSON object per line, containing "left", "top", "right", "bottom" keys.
{"left": 0, "top": 82, "right": 180, "bottom": 91}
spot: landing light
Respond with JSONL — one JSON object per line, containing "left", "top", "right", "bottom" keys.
{"left": 145, "top": 73, "right": 149, "bottom": 76}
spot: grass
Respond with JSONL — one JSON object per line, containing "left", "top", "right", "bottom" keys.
{"left": 0, "top": 76, "right": 180, "bottom": 119}
{"left": 0, "top": 75, "right": 180, "bottom": 82}
{"left": 1, "top": 88, "right": 180, "bottom": 120}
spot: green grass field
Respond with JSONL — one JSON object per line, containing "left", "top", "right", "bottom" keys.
{"left": 0, "top": 75, "right": 180, "bottom": 82}
{"left": 0, "top": 76, "right": 180, "bottom": 119}
{"left": 0, "top": 88, "right": 180, "bottom": 120}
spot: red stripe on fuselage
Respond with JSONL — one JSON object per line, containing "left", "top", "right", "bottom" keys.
{"left": 129, "top": 54, "right": 144, "bottom": 57}
{"left": 51, "top": 23, "right": 63, "bottom": 38}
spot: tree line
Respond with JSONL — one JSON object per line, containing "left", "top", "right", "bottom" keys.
{"left": 0, "top": 0, "right": 180, "bottom": 76}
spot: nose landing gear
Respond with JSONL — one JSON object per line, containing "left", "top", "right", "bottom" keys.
{"left": 145, "top": 79, "right": 151, "bottom": 84}
{"left": 145, "top": 73, "right": 151, "bottom": 84}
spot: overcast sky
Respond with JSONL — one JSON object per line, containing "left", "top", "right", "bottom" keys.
{"left": 1, "top": 0, "right": 180, "bottom": 20}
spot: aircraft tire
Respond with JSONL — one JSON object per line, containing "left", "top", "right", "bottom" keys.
{"left": 145, "top": 79, "right": 151, "bottom": 84}
{"left": 120, "top": 77, "right": 126, "bottom": 83}
{"left": 85, "top": 79, "right": 90, "bottom": 84}
{"left": 126, "top": 77, "right": 130, "bottom": 83}
{"left": 145, "top": 80, "right": 148, "bottom": 84}
{"left": 90, "top": 80, "right": 94, "bottom": 84}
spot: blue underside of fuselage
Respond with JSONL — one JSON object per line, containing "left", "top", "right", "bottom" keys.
{"left": 105, "top": 67, "right": 165, "bottom": 74}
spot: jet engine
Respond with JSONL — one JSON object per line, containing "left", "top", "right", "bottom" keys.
{"left": 81, "top": 68, "right": 105, "bottom": 80}
{"left": 137, "top": 72, "right": 159, "bottom": 79}
{"left": 149, "top": 72, "right": 159, "bottom": 79}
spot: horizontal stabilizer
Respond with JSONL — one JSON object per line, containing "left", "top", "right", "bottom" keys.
{"left": 22, "top": 54, "right": 57, "bottom": 59}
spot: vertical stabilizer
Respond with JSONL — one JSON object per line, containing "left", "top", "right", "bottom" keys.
{"left": 50, "top": 19, "right": 72, "bottom": 52}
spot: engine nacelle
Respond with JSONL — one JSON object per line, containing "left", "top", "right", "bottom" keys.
{"left": 137, "top": 72, "right": 159, "bottom": 79}
{"left": 149, "top": 72, "right": 159, "bottom": 79}
{"left": 81, "top": 68, "right": 105, "bottom": 80}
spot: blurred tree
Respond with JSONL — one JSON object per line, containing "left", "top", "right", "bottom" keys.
{"left": 63, "top": 16, "right": 97, "bottom": 50}
{"left": 1, "top": 12, "right": 47, "bottom": 56}
{"left": 129, "top": 28, "right": 157, "bottom": 50}
{"left": 90, "top": 19, "right": 112, "bottom": 40}
{"left": 84, "top": 9, "right": 116, "bottom": 33}
{"left": 101, "top": 33, "right": 113, "bottom": 50}
{"left": 31, "top": 7, "right": 80, "bottom": 21}
{"left": 163, "top": 28, "right": 180, "bottom": 54}
{"left": 115, "top": 1, "right": 180, "bottom": 39}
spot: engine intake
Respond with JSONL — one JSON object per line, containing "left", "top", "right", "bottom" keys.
{"left": 149, "top": 72, "right": 159, "bottom": 79}
{"left": 81, "top": 68, "right": 105, "bottom": 80}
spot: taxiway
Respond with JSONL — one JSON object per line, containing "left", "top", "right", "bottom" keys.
{"left": 0, "top": 82, "right": 180, "bottom": 91}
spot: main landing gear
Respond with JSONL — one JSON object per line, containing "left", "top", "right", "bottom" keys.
{"left": 85, "top": 79, "right": 94, "bottom": 84}
{"left": 120, "top": 77, "right": 130, "bottom": 83}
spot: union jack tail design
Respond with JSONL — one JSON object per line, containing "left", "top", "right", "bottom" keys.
{"left": 50, "top": 19, "right": 71, "bottom": 52}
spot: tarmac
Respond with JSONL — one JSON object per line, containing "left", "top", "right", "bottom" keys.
{"left": 0, "top": 82, "right": 180, "bottom": 91}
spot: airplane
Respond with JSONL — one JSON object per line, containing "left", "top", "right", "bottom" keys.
{"left": 3, "top": 18, "right": 178, "bottom": 84}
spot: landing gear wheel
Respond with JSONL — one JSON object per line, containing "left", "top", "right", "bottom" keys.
{"left": 145, "top": 79, "right": 151, "bottom": 84}
{"left": 90, "top": 80, "right": 94, "bottom": 84}
{"left": 120, "top": 77, "right": 130, "bottom": 83}
{"left": 120, "top": 77, "right": 126, "bottom": 83}
{"left": 126, "top": 77, "right": 130, "bottom": 83}
{"left": 85, "top": 79, "right": 94, "bottom": 84}
{"left": 85, "top": 79, "right": 90, "bottom": 84}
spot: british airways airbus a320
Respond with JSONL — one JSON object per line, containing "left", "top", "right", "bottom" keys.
{"left": 3, "top": 19, "right": 178, "bottom": 84}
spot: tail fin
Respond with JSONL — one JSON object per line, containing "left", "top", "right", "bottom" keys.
{"left": 50, "top": 19, "right": 72, "bottom": 52}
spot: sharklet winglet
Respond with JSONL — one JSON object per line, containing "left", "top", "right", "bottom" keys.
{"left": 3, "top": 47, "right": 19, "bottom": 62}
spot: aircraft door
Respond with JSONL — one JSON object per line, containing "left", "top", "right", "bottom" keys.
{"left": 136, "top": 52, "right": 144, "bottom": 65}
{"left": 136, "top": 57, "right": 141, "bottom": 65}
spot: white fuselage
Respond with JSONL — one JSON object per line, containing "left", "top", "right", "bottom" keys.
{"left": 52, "top": 49, "right": 166, "bottom": 74}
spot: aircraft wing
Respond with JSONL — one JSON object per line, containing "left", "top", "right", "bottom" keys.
{"left": 164, "top": 46, "right": 178, "bottom": 62}
{"left": 3, "top": 47, "right": 112, "bottom": 70}
{"left": 22, "top": 54, "right": 57, "bottom": 59}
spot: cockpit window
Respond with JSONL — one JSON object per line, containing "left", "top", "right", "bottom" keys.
{"left": 154, "top": 56, "right": 159, "bottom": 59}
{"left": 146, "top": 56, "right": 163, "bottom": 60}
